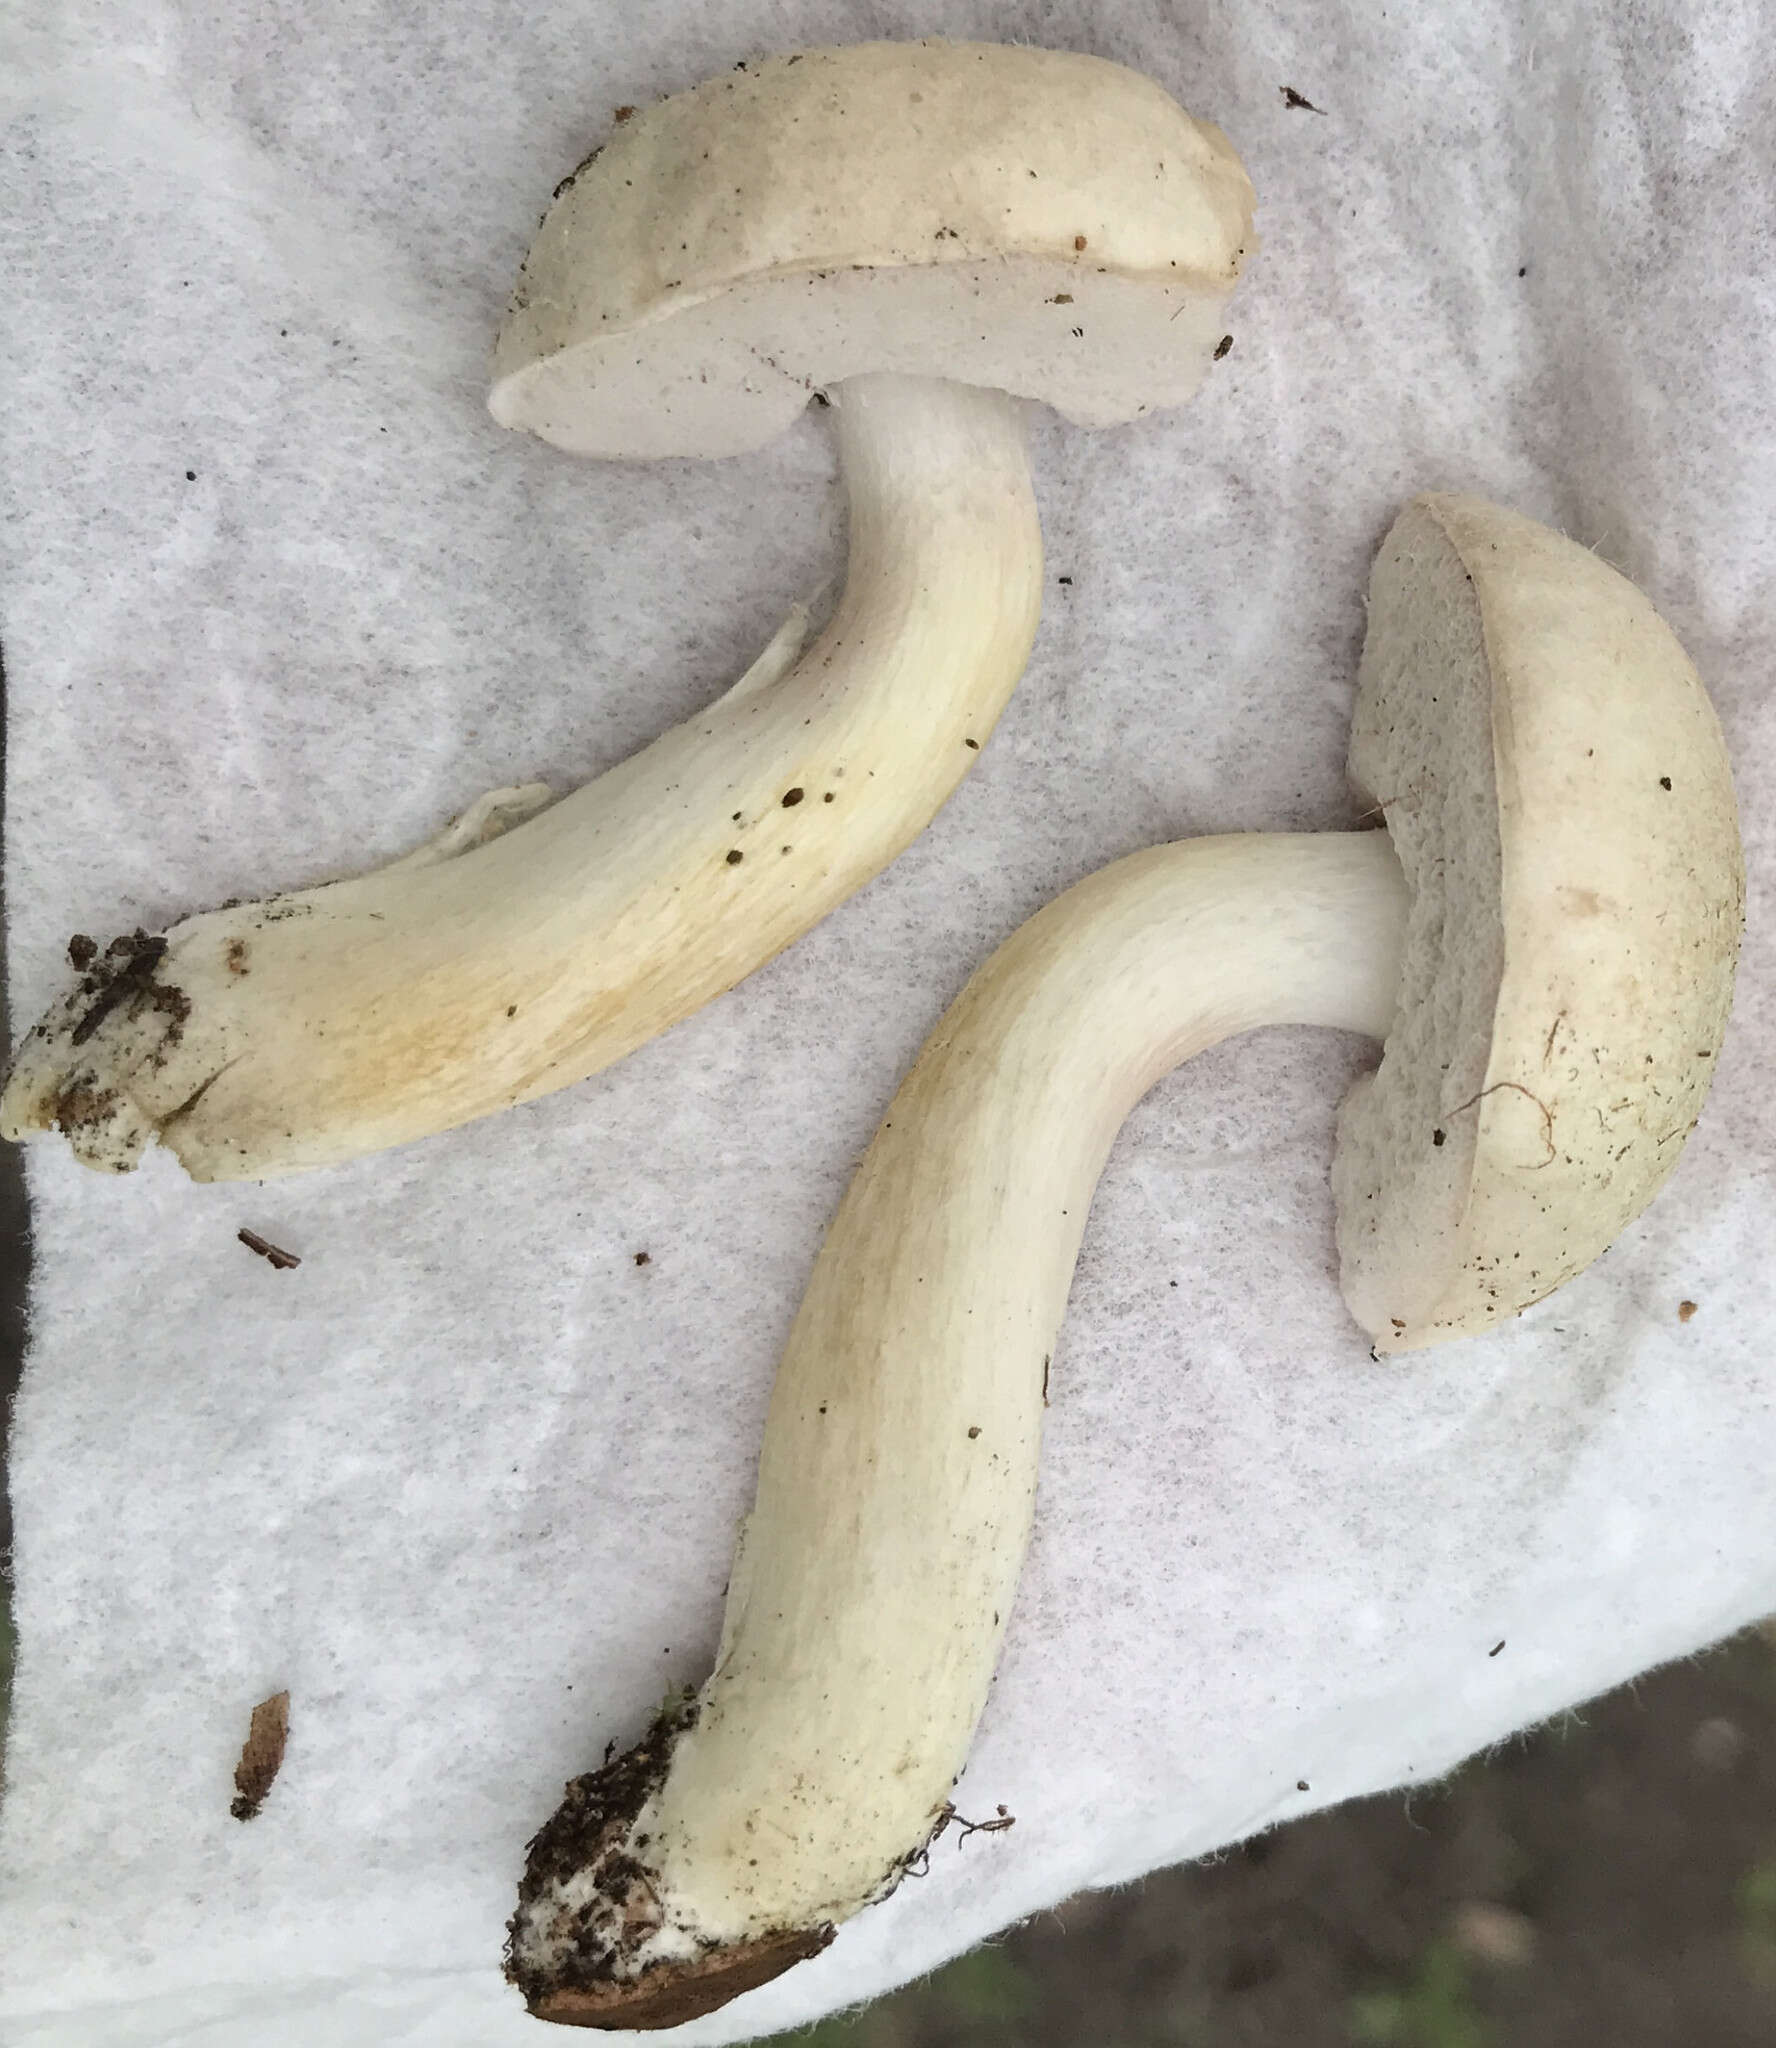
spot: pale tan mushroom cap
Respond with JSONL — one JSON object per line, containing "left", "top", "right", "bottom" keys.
{"left": 490, "top": 39, "right": 1256, "bottom": 458}
{"left": 1334, "top": 494, "right": 1744, "bottom": 1352}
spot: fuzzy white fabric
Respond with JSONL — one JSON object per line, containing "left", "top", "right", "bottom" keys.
{"left": 2, "top": 3, "right": 1772, "bottom": 2043}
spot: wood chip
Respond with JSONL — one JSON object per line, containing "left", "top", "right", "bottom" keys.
{"left": 231, "top": 1689, "right": 290, "bottom": 1820}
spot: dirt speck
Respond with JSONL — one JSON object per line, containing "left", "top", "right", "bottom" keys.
{"left": 69, "top": 930, "right": 183, "bottom": 1048}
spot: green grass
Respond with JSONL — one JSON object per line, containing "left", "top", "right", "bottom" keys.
{"left": 1348, "top": 1940, "right": 1491, "bottom": 2048}
{"left": 792, "top": 1944, "right": 1039, "bottom": 2046}
{"left": 1735, "top": 1855, "right": 1776, "bottom": 1986}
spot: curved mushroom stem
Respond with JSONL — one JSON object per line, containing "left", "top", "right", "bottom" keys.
{"left": 506, "top": 830, "right": 1408, "bottom": 2029}
{"left": 1, "top": 373, "right": 1041, "bottom": 1180}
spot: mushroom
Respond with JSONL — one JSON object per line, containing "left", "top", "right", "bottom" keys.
{"left": 0, "top": 39, "right": 1255, "bottom": 1181}
{"left": 504, "top": 494, "right": 1742, "bottom": 2027}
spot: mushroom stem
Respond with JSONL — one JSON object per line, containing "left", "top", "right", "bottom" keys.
{"left": 507, "top": 829, "right": 1407, "bottom": 2029}
{"left": 2, "top": 372, "right": 1041, "bottom": 1180}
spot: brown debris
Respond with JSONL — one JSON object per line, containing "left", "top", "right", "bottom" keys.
{"left": 239, "top": 1228, "right": 301, "bottom": 1271}
{"left": 231, "top": 1690, "right": 290, "bottom": 1820}
{"left": 68, "top": 930, "right": 182, "bottom": 1048}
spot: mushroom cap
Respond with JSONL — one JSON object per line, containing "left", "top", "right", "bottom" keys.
{"left": 1333, "top": 494, "right": 1744, "bottom": 1352}
{"left": 489, "top": 39, "right": 1256, "bottom": 459}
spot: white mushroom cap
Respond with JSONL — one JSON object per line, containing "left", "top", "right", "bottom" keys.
{"left": 1334, "top": 493, "right": 1745, "bottom": 1351}
{"left": 490, "top": 39, "right": 1256, "bottom": 458}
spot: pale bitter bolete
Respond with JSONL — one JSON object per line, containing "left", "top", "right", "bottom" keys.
{"left": 504, "top": 495, "right": 1742, "bottom": 2027}
{"left": 1, "top": 39, "right": 1254, "bottom": 1180}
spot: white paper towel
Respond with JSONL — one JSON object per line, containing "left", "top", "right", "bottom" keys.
{"left": 2, "top": 2, "right": 1772, "bottom": 2042}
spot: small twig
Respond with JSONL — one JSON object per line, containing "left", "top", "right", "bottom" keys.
{"left": 238, "top": 1228, "right": 301, "bottom": 1271}
{"left": 932, "top": 1800, "right": 1017, "bottom": 1850}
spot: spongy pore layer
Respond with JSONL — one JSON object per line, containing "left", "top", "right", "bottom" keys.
{"left": 1333, "top": 494, "right": 1744, "bottom": 1351}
